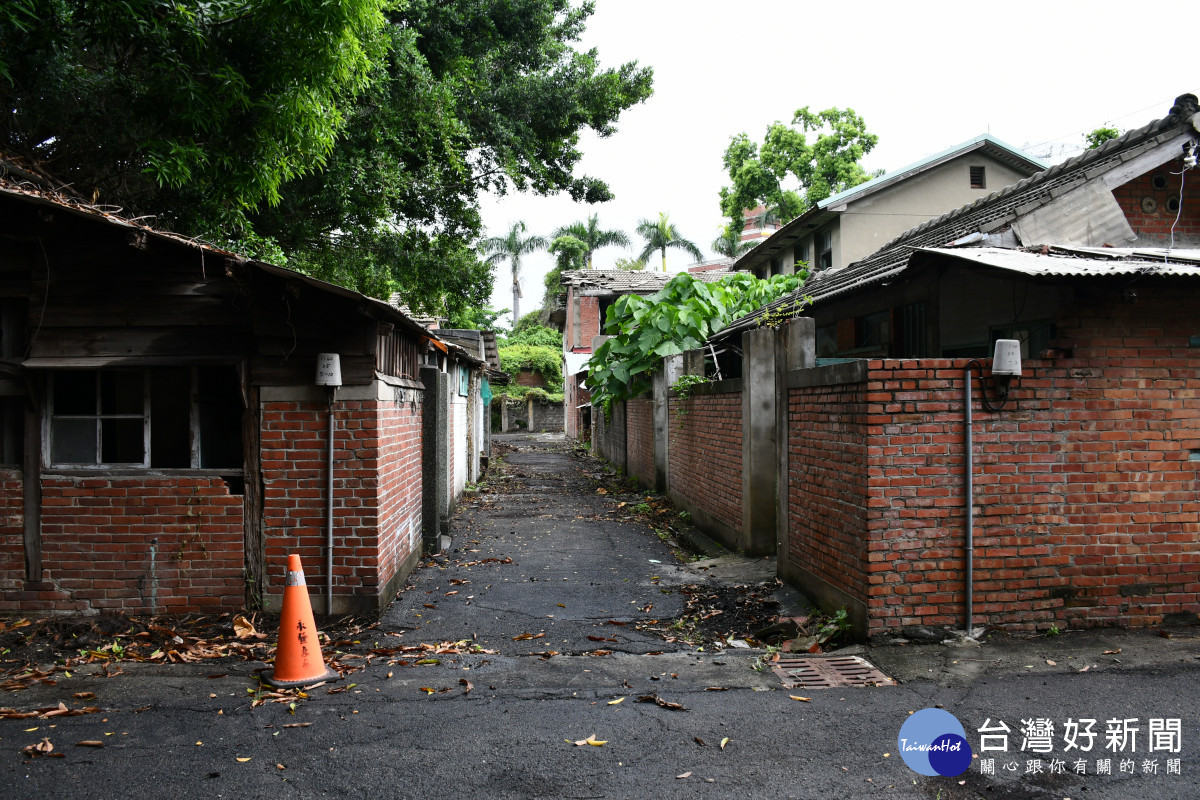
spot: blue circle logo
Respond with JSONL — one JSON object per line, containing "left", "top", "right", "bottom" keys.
{"left": 898, "top": 708, "right": 973, "bottom": 776}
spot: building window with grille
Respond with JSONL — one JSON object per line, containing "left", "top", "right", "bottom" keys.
{"left": 970, "top": 166, "right": 986, "bottom": 189}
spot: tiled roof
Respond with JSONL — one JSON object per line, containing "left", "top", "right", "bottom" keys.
{"left": 560, "top": 268, "right": 735, "bottom": 294}
{"left": 716, "top": 95, "right": 1200, "bottom": 341}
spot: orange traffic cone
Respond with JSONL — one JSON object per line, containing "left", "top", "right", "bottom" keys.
{"left": 263, "top": 554, "right": 339, "bottom": 688}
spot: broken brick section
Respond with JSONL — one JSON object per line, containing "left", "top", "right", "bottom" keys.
{"left": 785, "top": 288, "right": 1200, "bottom": 636}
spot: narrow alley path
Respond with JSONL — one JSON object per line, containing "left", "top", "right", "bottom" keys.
{"left": 4, "top": 435, "right": 1198, "bottom": 800}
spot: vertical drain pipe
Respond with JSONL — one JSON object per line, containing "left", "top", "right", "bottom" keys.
{"left": 964, "top": 364, "right": 976, "bottom": 637}
{"left": 326, "top": 388, "right": 335, "bottom": 616}
{"left": 315, "top": 354, "right": 343, "bottom": 616}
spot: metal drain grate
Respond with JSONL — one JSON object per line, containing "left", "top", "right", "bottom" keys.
{"left": 772, "top": 655, "right": 896, "bottom": 689}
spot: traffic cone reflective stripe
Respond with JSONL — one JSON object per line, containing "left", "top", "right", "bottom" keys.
{"left": 264, "top": 554, "right": 338, "bottom": 688}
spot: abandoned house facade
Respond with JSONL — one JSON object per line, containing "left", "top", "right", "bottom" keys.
{"left": 0, "top": 176, "right": 486, "bottom": 617}
{"left": 593, "top": 94, "right": 1200, "bottom": 637}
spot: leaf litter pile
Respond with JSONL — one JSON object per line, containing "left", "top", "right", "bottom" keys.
{"left": 638, "top": 581, "right": 784, "bottom": 650}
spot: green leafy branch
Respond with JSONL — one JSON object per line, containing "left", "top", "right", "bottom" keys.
{"left": 586, "top": 272, "right": 803, "bottom": 417}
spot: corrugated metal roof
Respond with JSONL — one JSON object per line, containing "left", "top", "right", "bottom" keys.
{"left": 915, "top": 246, "right": 1200, "bottom": 277}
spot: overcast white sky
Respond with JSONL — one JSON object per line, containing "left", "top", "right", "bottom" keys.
{"left": 480, "top": 0, "right": 1199, "bottom": 325}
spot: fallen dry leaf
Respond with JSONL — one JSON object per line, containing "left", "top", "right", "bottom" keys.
{"left": 676, "top": 771, "right": 692, "bottom": 779}
{"left": 1046, "top": 659, "right": 1057, "bottom": 666}
{"left": 233, "top": 615, "right": 264, "bottom": 640}
{"left": 607, "top": 697, "right": 625, "bottom": 706}
{"left": 789, "top": 695, "right": 811, "bottom": 702}
{"left": 282, "top": 722, "right": 312, "bottom": 728}
{"left": 75, "top": 740, "right": 104, "bottom": 748}
{"left": 637, "top": 694, "right": 687, "bottom": 711}
{"left": 1103, "top": 648, "right": 1121, "bottom": 655}
{"left": 236, "top": 757, "right": 252, "bottom": 763}
{"left": 511, "top": 633, "right": 545, "bottom": 641}
{"left": 570, "top": 734, "right": 607, "bottom": 747}
{"left": 694, "top": 737, "right": 706, "bottom": 746}
{"left": 460, "top": 679, "right": 474, "bottom": 694}
{"left": 72, "top": 692, "right": 95, "bottom": 700}
{"left": 720, "top": 737, "right": 730, "bottom": 750}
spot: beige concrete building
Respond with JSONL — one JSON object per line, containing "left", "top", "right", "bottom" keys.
{"left": 735, "top": 134, "right": 1045, "bottom": 279}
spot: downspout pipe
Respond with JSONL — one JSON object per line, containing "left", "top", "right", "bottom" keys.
{"left": 326, "top": 387, "right": 336, "bottom": 616}
{"left": 964, "top": 364, "right": 975, "bottom": 637}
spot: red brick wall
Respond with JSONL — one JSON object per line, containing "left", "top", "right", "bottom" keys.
{"left": 788, "top": 287, "right": 1200, "bottom": 635}
{"left": 262, "top": 395, "right": 423, "bottom": 609}
{"left": 786, "top": 382, "right": 869, "bottom": 602}
{"left": 668, "top": 390, "right": 743, "bottom": 534}
{"left": 625, "top": 398, "right": 654, "bottom": 489}
{"left": 0, "top": 471, "right": 25, "bottom": 598}
{"left": 515, "top": 369, "right": 548, "bottom": 388}
{"left": 1111, "top": 157, "right": 1200, "bottom": 244}
{"left": 579, "top": 296, "right": 600, "bottom": 348}
{"left": 2, "top": 475, "right": 243, "bottom": 613}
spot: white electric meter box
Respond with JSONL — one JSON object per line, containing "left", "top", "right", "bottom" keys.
{"left": 992, "top": 339, "right": 1022, "bottom": 377}
{"left": 315, "top": 353, "right": 343, "bottom": 386}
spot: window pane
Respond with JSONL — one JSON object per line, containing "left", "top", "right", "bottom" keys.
{"left": 101, "top": 418, "right": 144, "bottom": 463}
{"left": 150, "top": 369, "right": 192, "bottom": 468}
{"left": 54, "top": 372, "right": 96, "bottom": 415}
{"left": 196, "top": 366, "right": 243, "bottom": 469}
{"left": 101, "top": 371, "right": 144, "bottom": 414}
{"left": 52, "top": 418, "right": 96, "bottom": 464}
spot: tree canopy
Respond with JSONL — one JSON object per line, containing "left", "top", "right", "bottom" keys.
{"left": 553, "top": 214, "right": 629, "bottom": 269}
{"left": 0, "top": 1, "right": 654, "bottom": 316}
{"left": 719, "top": 107, "right": 879, "bottom": 230}
{"left": 482, "top": 222, "right": 547, "bottom": 323}
{"left": 586, "top": 272, "right": 803, "bottom": 414}
{"left": 635, "top": 213, "right": 704, "bottom": 272}
{"left": 712, "top": 223, "right": 757, "bottom": 259}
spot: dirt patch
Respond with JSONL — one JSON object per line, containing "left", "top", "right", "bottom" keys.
{"left": 641, "top": 582, "right": 782, "bottom": 648}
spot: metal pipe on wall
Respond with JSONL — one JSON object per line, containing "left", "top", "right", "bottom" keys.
{"left": 326, "top": 387, "right": 335, "bottom": 616}
{"left": 964, "top": 365, "right": 975, "bottom": 636}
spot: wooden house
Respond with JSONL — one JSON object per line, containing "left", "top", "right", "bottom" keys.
{"left": 0, "top": 172, "right": 448, "bottom": 615}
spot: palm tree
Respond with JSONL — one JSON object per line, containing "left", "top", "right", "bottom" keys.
{"left": 481, "top": 221, "right": 546, "bottom": 322}
{"left": 712, "top": 223, "right": 757, "bottom": 259}
{"left": 552, "top": 213, "right": 630, "bottom": 269}
{"left": 635, "top": 213, "right": 704, "bottom": 272}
